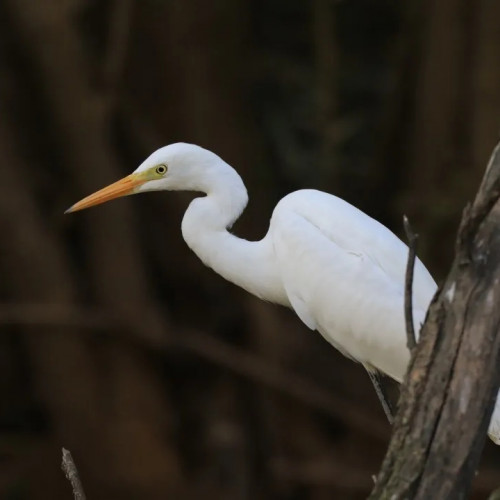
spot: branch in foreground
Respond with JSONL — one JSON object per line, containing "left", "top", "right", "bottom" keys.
{"left": 370, "top": 140, "right": 500, "bottom": 499}
{"left": 61, "top": 448, "right": 86, "bottom": 500}
{"left": 403, "top": 215, "right": 418, "bottom": 351}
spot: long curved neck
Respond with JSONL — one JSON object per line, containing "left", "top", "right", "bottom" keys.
{"left": 180, "top": 167, "right": 287, "bottom": 305}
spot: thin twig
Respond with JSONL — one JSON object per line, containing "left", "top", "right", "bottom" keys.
{"left": 403, "top": 215, "right": 419, "bottom": 351}
{"left": 366, "top": 369, "right": 394, "bottom": 425}
{"left": 61, "top": 448, "right": 86, "bottom": 500}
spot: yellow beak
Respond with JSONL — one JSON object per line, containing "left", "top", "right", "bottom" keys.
{"left": 65, "top": 174, "right": 145, "bottom": 213}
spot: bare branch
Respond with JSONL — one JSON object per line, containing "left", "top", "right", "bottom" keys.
{"left": 403, "top": 215, "right": 419, "bottom": 351}
{"left": 366, "top": 370, "right": 394, "bottom": 425}
{"left": 61, "top": 448, "right": 86, "bottom": 500}
{"left": 370, "top": 139, "right": 500, "bottom": 498}
{"left": 457, "top": 141, "right": 500, "bottom": 254}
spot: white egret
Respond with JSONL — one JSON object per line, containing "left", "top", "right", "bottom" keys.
{"left": 66, "top": 142, "right": 500, "bottom": 444}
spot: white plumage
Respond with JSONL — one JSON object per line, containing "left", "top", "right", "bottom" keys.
{"left": 66, "top": 142, "right": 500, "bottom": 444}
{"left": 270, "top": 189, "right": 434, "bottom": 381}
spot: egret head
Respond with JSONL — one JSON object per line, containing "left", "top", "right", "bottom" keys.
{"left": 65, "top": 143, "right": 225, "bottom": 213}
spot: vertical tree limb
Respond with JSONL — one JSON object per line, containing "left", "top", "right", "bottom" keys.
{"left": 403, "top": 215, "right": 419, "bottom": 351}
{"left": 61, "top": 448, "right": 86, "bottom": 500}
{"left": 370, "top": 141, "right": 500, "bottom": 499}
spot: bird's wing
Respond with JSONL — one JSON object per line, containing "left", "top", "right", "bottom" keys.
{"left": 272, "top": 189, "right": 437, "bottom": 311}
{"left": 286, "top": 290, "right": 317, "bottom": 330}
{"left": 270, "top": 190, "right": 437, "bottom": 381}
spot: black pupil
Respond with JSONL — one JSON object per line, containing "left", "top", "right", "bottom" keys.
{"left": 158, "top": 166, "right": 165, "bottom": 173}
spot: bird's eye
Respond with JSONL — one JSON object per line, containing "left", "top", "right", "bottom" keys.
{"left": 155, "top": 164, "right": 167, "bottom": 175}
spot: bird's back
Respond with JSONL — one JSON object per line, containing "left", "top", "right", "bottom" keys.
{"left": 269, "top": 189, "right": 438, "bottom": 381}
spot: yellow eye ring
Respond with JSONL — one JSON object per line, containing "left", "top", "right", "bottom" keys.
{"left": 156, "top": 164, "right": 167, "bottom": 175}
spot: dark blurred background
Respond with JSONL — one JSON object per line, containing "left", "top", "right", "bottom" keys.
{"left": 0, "top": 1, "right": 499, "bottom": 499}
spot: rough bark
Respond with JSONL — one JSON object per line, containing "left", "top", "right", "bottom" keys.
{"left": 370, "top": 142, "right": 500, "bottom": 499}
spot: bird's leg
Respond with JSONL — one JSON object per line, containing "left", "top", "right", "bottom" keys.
{"left": 365, "top": 369, "right": 395, "bottom": 425}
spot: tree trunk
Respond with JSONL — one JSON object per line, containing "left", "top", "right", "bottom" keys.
{"left": 370, "top": 142, "right": 500, "bottom": 498}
